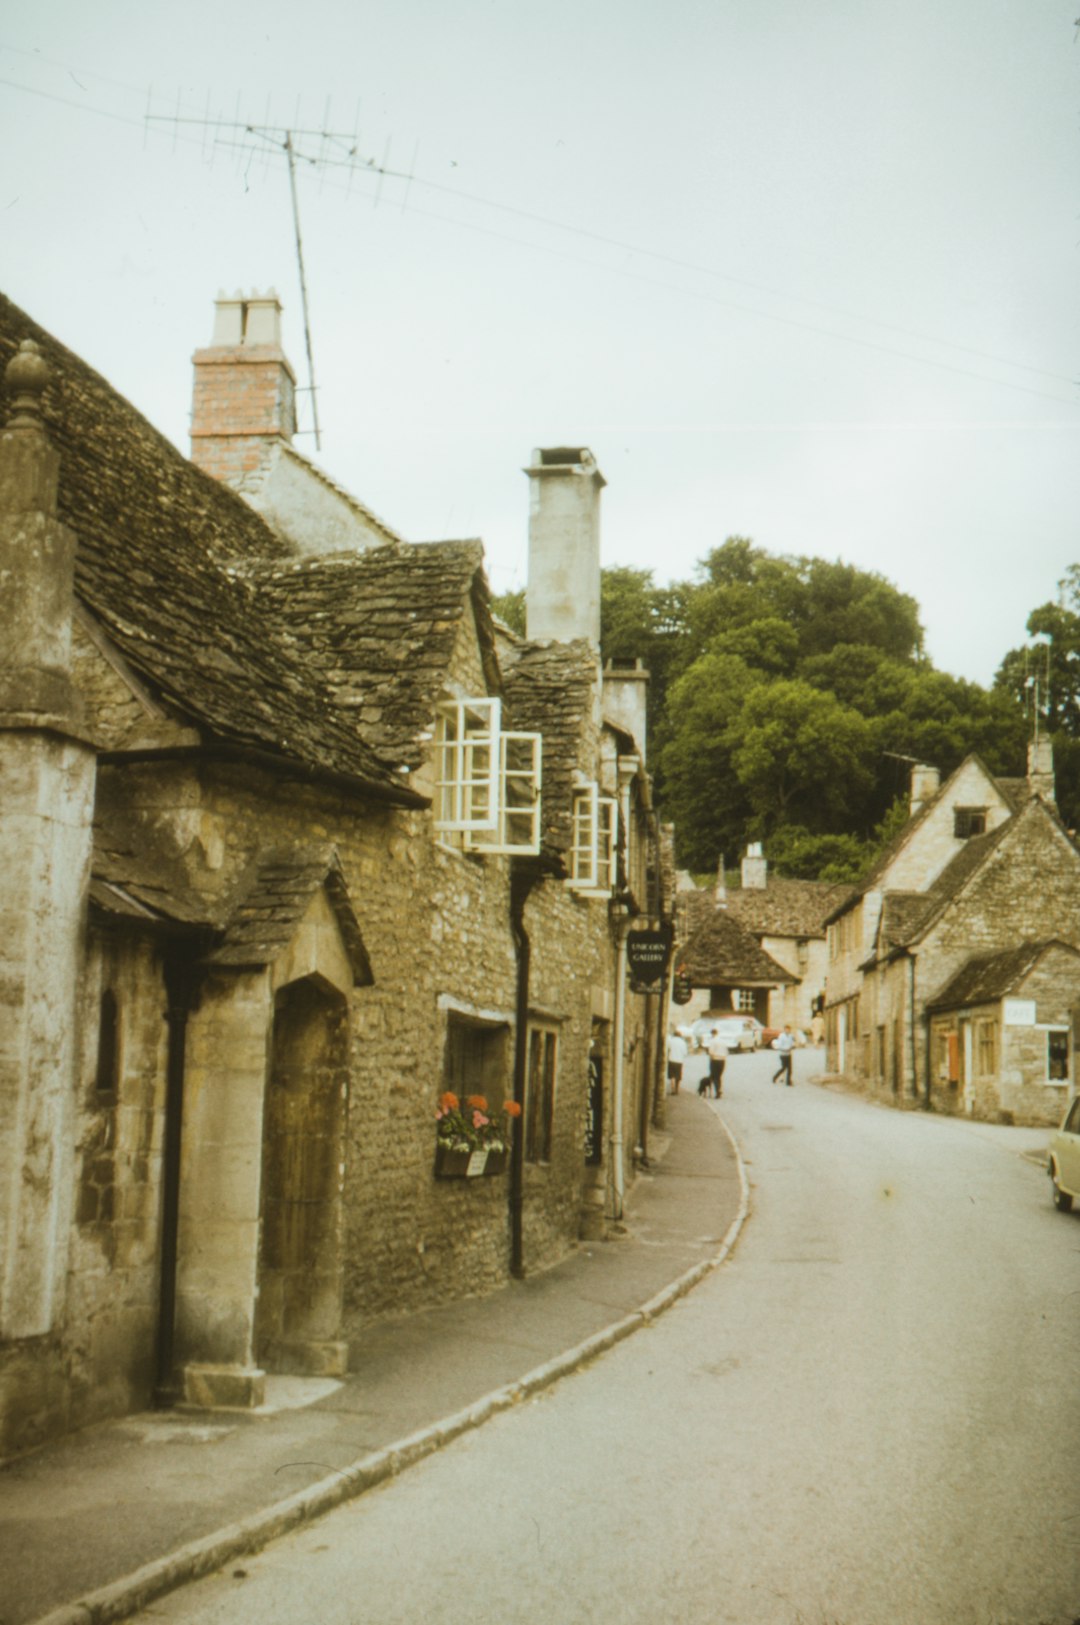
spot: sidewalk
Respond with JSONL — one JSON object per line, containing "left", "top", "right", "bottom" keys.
{"left": 0, "top": 1092, "right": 746, "bottom": 1625}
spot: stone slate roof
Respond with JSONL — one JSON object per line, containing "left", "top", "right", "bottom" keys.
{"left": 726, "top": 876, "right": 848, "bottom": 940}
{"left": 89, "top": 821, "right": 216, "bottom": 934}
{"left": 205, "top": 852, "right": 373, "bottom": 983}
{"left": 0, "top": 293, "right": 417, "bottom": 802}
{"left": 244, "top": 540, "right": 496, "bottom": 773}
{"left": 679, "top": 908, "right": 796, "bottom": 987}
{"left": 500, "top": 639, "right": 598, "bottom": 862}
{"left": 926, "top": 940, "right": 1080, "bottom": 1012}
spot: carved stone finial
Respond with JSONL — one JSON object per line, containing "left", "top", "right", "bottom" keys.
{"left": 5, "top": 340, "right": 50, "bottom": 429}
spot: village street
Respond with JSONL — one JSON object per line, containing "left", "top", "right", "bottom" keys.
{"left": 133, "top": 1051, "right": 1080, "bottom": 1625}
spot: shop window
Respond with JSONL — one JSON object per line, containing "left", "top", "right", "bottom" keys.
{"left": 1047, "top": 1028, "right": 1070, "bottom": 1081}
{"left": 525, "top": 1026, "right": 558, "bottom": 1163}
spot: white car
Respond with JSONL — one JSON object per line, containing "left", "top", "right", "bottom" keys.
{"left": 690, "top": 1017, "right": 757, "bottom": 1053}
{"left": 1048, "top": 1096, "right": 1080, "bottom": 1212}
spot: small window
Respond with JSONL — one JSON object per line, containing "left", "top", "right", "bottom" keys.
{"left": 95, "top": 989, "right": 120, "bottom": 1093}
{"left": 569, "top": 783, "right": 618, "bottom": 894}
{"left": 525, "top": 1026, "right": 557, "bottom": 1163}
{"left": 1048, "top": 1028, "right": 1070, "bottom": 1081}
{"left": 974, "top": 1017, "right": 996, "bottom": 1077}
{"left": 466, "top": 731, "right": 542, "bottom": 855}
{"left": 954, "top": 807, "right": 987, "bottom": 839}
{"left": 443, "top": 1013, "right": 509, "bottom": 1105}
{"left": 434, "top": 697, "right": 500, "bottom": 833}
{"left": 734, "top": 989, "right": 755, "bottom": 1013}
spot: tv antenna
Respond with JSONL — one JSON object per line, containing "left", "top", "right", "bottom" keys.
{"left": 145, "top": 99, "right": 413, "bottom": 450}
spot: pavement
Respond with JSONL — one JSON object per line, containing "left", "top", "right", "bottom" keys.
{"left": 0, "top": 1086, "right": 746, "bottom": 1625}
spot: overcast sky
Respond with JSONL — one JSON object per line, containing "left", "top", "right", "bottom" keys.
{"left": 3, "top": 1, "right": 1078, "bottom": 686}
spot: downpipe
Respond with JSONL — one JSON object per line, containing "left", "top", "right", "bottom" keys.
{"left": 509, "top": 863, "right": 540, "bottom": 1278}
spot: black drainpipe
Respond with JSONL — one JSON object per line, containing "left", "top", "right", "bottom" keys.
{"left": 509, "top": 863, "right": 540, "bottom": 1279}
{"left": 155, "top": 954, "right": 202, "bottom": 1407}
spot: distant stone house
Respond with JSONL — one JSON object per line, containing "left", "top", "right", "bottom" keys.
{"left": 0, "top": 290, "right": 669, "bottom": 1456}
{"left": 674, "top": 888, "right": 795, "bottom": 1029}
{"left": 823, "top": 750, "right": 1080, "bottom": 1122}
{"left": 925, "top": 940, "right": 1080, "bottom": 1124}
{"left": 724, "top": 842, "right": 846, "bottom": 1035}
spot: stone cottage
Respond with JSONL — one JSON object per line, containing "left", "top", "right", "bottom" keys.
{"left": 0, "top": 290, "right": 669, "bottom": 1456}
{"left": 823, "top": 748, "right": 1080, "bottom": 1122}
{"left": 724, "top": 842, "right": 846, "bottom": 1035}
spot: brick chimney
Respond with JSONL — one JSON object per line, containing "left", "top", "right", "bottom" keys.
{"left": 190, "top": 290, "right": 296, "bottom": 487}
{"left": 523, "top": 447, "right": 605, "bottom": 649}
{"left": 741, "top": 841, "right": 767, "bottom": 890}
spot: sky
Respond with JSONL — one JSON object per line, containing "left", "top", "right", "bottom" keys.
{"left": 2, "top": 0, "right": 1078, "bottom": 688}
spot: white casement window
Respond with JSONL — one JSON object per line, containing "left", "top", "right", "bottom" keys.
{"left": 569, "top": 782, "right": 618, "bottom": 894}
{"left": 434, "top": 697, "right": 541, "bottom": 854}
{"left": 467, "top": 731, "right": 543, "bottom": 855}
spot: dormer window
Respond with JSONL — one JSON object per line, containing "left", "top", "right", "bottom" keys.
{"left": 434, "top": 697, "right": 541, "bottom": 855}
{"left": 954, "top": 807, "right": 987, "bottom": 839}
{"left": 569, "top": 782, "right": 617, "bottom": 895}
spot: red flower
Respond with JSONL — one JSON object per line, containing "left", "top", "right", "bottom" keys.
{"left": 502, "top": 1100, "right": 522, "bottom": 1118}
{"left": 466, "top": 1094, "right": 488, "bottom": 1111}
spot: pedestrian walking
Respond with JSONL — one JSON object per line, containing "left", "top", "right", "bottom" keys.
{"left": 704, "top": 1027, "right": 727, "bottom": 1097}
{"left": 666, "top": 1029, "right": 688, "bottom": 1094}
{"left": 772, "top": 1024, "right": 796, "bottom": 1085}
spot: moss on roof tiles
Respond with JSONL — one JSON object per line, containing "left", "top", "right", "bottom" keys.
{"left": 0, "top": 293, "right": 414, "bottom": 799}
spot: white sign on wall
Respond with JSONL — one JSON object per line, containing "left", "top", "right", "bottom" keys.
{"left": 1003, "top": 998, "right": 1037, "bottom": 1026}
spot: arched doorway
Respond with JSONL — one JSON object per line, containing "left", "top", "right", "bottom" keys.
{"left": 255, "top": 974, "right": 349, "bottom": 1374}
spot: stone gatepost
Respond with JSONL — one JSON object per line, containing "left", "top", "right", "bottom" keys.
{"left": 0, "top": 341, "right": 97, "bottom": 1340}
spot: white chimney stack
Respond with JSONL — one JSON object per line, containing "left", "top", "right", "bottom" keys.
{"left": 523, "top": 447, "right": 605, "bottom": 648}
{"left": 741, "top": 841, "right": 767, "bottom": 890}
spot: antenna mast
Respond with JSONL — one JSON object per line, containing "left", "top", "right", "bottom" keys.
{"left": 284, "top": 131, "right": 321, "bottom": 451}
{"left": 146, "top": 99, "right": 409, "bottom": 448}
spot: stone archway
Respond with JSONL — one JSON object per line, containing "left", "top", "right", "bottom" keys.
{"left": 255, "top": 974, "right": 349, "bottom": 1376}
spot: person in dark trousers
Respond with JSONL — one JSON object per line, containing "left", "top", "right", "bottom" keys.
{"left": 772, "top": 1025, "right": 796, "bottom": 1085}
{"left": 705, "top": 1027, "right": 727, "bottom": 1097}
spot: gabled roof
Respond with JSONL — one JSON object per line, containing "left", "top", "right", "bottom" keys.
{"left": 0, "top": 293, "right": 418, "bottom": 803}
{"left": 244, "top": 540, "right": 496, "bottom": 772}
{"left": 726, "top": 876, "right": 848, "bottom": 940}
{"left": 204, "top": 851, "right": 373, "bottom": 983}
{"left": 679, "top": 908, "right": 797, "bottom": 987}
{"left": 89, "top": 820, "right": 216, "bottom": 936}
{"left": 500, "top": 638, "right": 599, "bottom": 862}
{"left": 824, "top": 753, "right": 1009, "bottom": 925}
{"left": 926, "top": 939, "right": 1080, "bottom": 1012}
{"left": 236, "top": 437, "right": 403, "bottom": 547}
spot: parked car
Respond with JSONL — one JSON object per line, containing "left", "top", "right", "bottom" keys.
{"left": 1048, "top": 1095, "right": 1080, "bottom": 1212}
{"left": 690, "top": 1017, "right": 757, "bottom": 1053}
{"left": 761, "top": 1025, "right": 808, "bottom": 1048}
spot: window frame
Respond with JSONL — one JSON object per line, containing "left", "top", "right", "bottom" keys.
{"left": 465, "top": 730, "right": 542, "bottom": 856}
{"left": 1047, "top": 1026, "right": 1070, "bottom": 1083}
{"left": 568, "top": 781, "right": 618, "bottom": 895}
{"left": 954, "top": 806, "right": 987, "bottom": 839}
{"left": 525, "top": 1024, "right": 558, "bottom": 1164}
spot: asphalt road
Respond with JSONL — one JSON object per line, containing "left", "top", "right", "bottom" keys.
{"left": 134, "top": 1051, "right": 1080, "bottom": 1625}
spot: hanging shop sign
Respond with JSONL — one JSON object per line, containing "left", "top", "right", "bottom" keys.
{"left": 626, "top": 928, "right": 672, "bottom": 994}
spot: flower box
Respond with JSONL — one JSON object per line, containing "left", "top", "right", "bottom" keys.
{"left": 483, "top": 1148, "right": 508, "bottom": 1176}
{"left": 434, "top": 1143, "right": 488, "bottom": 1179}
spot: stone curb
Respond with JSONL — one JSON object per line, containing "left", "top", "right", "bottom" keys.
{"left": 28, "top": 1117, "right": 749, "bottom": 1625}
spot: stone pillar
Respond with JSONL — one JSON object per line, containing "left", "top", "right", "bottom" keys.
{"left": 0, "top": 341, "right": 96, "bottom": 1338}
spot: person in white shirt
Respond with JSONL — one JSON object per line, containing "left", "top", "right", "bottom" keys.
{"left": 666, "top": 1030, "right": 688, "bottom": 1094}
{"left": 704, "top": 1029, "right": 727, "bottom": 1098}
{"left": 772, "top": 1025, "right": 796, "bottom": 1085}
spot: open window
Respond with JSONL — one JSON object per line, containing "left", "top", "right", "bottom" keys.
{"left": 434, "top": 697, "right": 541, "bottom": 854}
{"left": 568, "top": 782, "right": 617, "bottom": 895}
